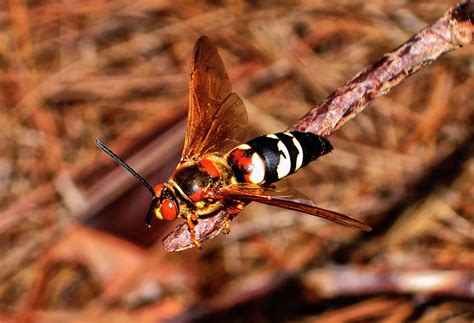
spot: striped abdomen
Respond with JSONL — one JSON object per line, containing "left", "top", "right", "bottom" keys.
{"left": 227, "top": 132, "right": 332, "bottom": 185}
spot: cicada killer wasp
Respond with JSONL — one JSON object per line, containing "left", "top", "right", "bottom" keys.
{"left": 97, "top": 36, "right": 371, "bottom": 249}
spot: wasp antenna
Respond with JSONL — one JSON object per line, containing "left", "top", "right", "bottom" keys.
{"left": 96, "top": 138, "right": 156, "bottom": 197}
{"left": 145, "top": 199, "right": 156, "bottom": 227}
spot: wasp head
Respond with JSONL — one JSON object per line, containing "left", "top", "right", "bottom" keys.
{"left": 95, "top": 139, "right": 181, "bottom": 228}
{"left": 146, "top": 183, "right": 179, "bottom": 226}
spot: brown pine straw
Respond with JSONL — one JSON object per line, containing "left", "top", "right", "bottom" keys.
{"left": 1, "top": 1, "right": 473, "bottom": 321}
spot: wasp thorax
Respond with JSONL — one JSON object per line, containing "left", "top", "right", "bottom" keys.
{"left": 172, "top": 163, "right": 213, "bottom": 203}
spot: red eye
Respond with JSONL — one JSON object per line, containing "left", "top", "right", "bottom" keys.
{"left": 160, "top": 199, "right": 178, "bottom": 221}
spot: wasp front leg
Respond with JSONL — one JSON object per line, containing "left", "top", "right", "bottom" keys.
{"left": 186, "top": 213, "right": 202, "bottom": 249}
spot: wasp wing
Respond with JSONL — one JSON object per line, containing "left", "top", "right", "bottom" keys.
{"left": 182, "top": 36, "right": 248, "bottom": 161}
{"left": 219, "top": 184, "right": 371, "bottom": 231}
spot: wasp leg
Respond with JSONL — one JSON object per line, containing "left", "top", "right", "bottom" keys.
{"left": 186, "top": 213, "right": 202, "bottom": 249}
{"left": 223, "top": 204, "right": 244, "bottom": 235}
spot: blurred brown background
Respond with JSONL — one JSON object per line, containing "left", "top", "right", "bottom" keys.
{"left": 1, "top": 0, "right": 473, "bottom": 321}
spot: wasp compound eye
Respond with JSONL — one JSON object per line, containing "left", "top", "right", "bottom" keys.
{"left": 160, "top": 199, "right": 178, "bottom": 221}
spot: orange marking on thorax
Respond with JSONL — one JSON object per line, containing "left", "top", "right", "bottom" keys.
{"left": 200, "top": 159, "right": 220, "bottom": 178}
{"left": 188, "top": 187, "right": 204, "bottom": 203}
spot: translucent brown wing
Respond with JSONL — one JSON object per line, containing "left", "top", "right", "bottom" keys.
{"left": 219, "top": 184, "right": 371, "bottom": 231}
{"left": 182, "top": 36, "right": 248, "bottom": 161}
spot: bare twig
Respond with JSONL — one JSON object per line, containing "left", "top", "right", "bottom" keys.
{"left": 163, "top": 0, "right": 474, "bottom": 252}
{"left": 289, "top": 0, "right": 473, "bottom": 137}
{"left": 303, "top": 266, "right": 474, "bottom": 299}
